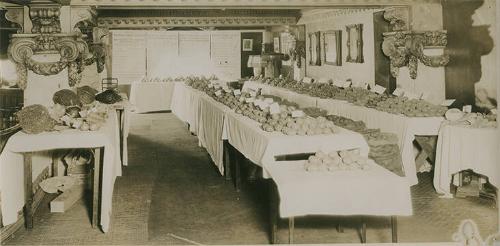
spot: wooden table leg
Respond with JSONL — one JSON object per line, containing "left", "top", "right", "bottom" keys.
{"left": 52, "top": 150, "right": 58, "bottom": 177}
{"left": 92, "top": 147, "right": 103, "bottom": 229}
{"left": 23, "top": 152, "right": 33, "bottom": 230}
{"left": 234, "top": 151, "right": 242, "bottom": 192}
{"left": 223, "top": 141, "right": 231, "bottom": 181}
{"left": 289, "top": 217, "right": 295, "bottom": 244}
{"left": 391, "top": 216, "right": 398, "bottom": 243}
{"left": 337, "top": 223, "right": 344, "bottom": 233}
{"left": 269, "top": 181, "right": 279, "bottom": 244}
{"left": 360, "top": 220, "right": 367, "bottom": 243}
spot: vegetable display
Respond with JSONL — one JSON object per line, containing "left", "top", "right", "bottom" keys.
{"left": 304, "top": 149, "right": 370, "bottom": 172}
{"left": 16, "top": 104, "right": 57, "bottom": 134}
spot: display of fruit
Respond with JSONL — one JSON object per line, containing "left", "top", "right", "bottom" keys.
{"left": 77, "top": 86, "right": 99, "bottom": 104}
{"left": 53, "top": 89, "right": 81, "bottom": 107}
{"left": 59, "top": 103, "right": 108, "bottom": 131}
{"left": 248, "top": 79, "right": 447, "bottom": 117}
{"left": 95, "top": 89, "right": 122, "bottom": 104}
{"left": 459, "top": 112, "right": 497, "bottom": 128}
{"left": 16, "top": 104, "right": 57, "bottom": 134}
{"left": 375, "top": 97, "right": 447, "bottom": 117}
{"left": 262, "top": 115, "right": 338, "bottom": 136}
{"left": 304, "top": 149, "right": 370, "bottom": 172}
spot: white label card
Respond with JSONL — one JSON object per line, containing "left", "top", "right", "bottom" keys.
{"left": 392, "top": 88, "right": 404, "bottom": 97}
{"left": 333, "top": 80, "right": 344, "bottom": 87}
{"left": 371, "top": 85, "right": 386, "bottom": 94}
{"left": 269, "top": 103, "right": 281, "bottom": 114}
{"left": 462, "top": 105, "right": 472, "bottom": 113}
{"left": 233, "top": 89, "right": 241, "bottom": 96}
{"left": 291, "top": 110, "right": 305, "bottom": 118}
{"left": 441, "top": 99, "right": 456, "bottom": 107}
{"left": 341, "top": 81, "right": 352, "bottom": 88}
{"left": 302, "top": 77, "right": 313, "bottom": 84}
{"left": 215, "top": 90, "right": 222, "bottom": 96}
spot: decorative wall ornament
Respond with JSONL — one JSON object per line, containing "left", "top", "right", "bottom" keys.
{"left": 84, "top": 43, "right": 106, "bottom": 73}
{"left": 71, "top": 6, "right": 97, "bottom": 31}
{"left": 97, "top": 16, "right": 297, "bottom": 28}
{"left": 298, "top": 8, "right": 376, "bottom": 25}
{"left": 308, "top": 31, "right": 321, "bottom": 66}
{"left": 29, "top": 6, "right": 62, "bottom": 34}
{"left": 5, "top": 7, "right": 24, "bottom": 33}
{"left": 382, "top": 30, "right": 449, "bottom": 79}
{"left": 382, "top": 6, "right": 410, "bottom": 31}
{"left": 346, "top": 24, "right": 364, "bottom": 63}
{"left": 8, "top": 33, "right": 89, "bottom": 89}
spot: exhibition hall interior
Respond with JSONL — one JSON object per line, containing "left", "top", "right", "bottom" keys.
{"left": 0, "top": 0, "right": 498, "bottom": 245}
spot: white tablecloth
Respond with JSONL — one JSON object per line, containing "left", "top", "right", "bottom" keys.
{"left": 0, "top": 109, "right": 122, "bottom": 232}
{"left": 265, "top": 160, "right": 412, "bottom": 218}
{"left": 197, "top": 95, "right": 230, "bottom": 175}
{"left": 129, "top": 82, "right": 175, "bottom": 113}
{"left": 224, "top": 110, "right": 370, "bottom": 176}
{"left": 434, "top": 124, "right": 499, "bottom": 197}
{"left": 243, "top": 81, "right": 444, "bottom": 185}
{"left": 171, "top": 82, "right": 202, "bottom": 134}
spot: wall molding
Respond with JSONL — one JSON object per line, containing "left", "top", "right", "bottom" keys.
{"left": 97, "top": 16, "right": 298, "bottom": 28}
{"left": 298, "top": 8, "right": 377, "bottom": 25}
{"left": 70, "top": 0, "right": 440, "bottom": 7}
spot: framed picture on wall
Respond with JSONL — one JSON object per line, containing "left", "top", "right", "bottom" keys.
{"left": 273, "top": 37, "right": 280, "bottom": 53}
{"left": 242, "top": 39, "right": 253, "bottom": 51}
{"left": 346, "top": 24, "right": 364, "bottom": 63}
{"left": 323, "top": 30, "right": 342, "bottom": 66}
{"left": 308, "top": 31, "right": 321, "bottom": 66}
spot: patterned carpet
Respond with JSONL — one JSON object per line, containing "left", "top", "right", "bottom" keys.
{"left": 3, "top": 113, "right": 497, "bottom": 245}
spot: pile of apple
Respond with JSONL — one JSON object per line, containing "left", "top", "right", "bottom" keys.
{"left": 375, "top": 97, "right": 447, "bottom": 117}
{"left": 304, "top": 149, "right": 370, "bottom": 172}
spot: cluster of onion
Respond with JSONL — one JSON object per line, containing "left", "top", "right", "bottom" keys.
{"left": 304, "top": 149, "right": 370, "bottom": 172}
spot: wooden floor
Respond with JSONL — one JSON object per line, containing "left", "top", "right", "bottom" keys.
{"left": 3, "top": 112, "right": 498, "bottom": 245}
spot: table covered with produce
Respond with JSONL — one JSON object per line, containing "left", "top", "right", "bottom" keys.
{"left": 266, "top": 158, "right": 412, "bottom": 218}
{"left": 433, "top": 112, "right": 499, "bottom": 197}
{"left": 129, "top": 79, "right": 175, "bottom": 113}
{"left": 243, "top": 80, "right": 446, "bottom": 185}
{"left": 0, "top": 86, "right": 126, "bottom": 232}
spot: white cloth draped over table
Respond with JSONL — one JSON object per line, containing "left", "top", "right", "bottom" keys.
{"left": 434, "top": 124, "right": 499, "bottom": 198}
{"left": 0, "top": 109, "right": 122, "bottom": 232}
{"left": 224, "top": 110, "right": 370, "bottom": 177}
{"left": 265, "top": 160, "right": 413, "bottom": 218}
{"left": 197, "top": 95, "right": 230, "bottom": 174}
{"left": 129, "top": 82, "right": 175, "bottom": 113}
{"left": 171, "top": 82, "right": 202, "bottom": 135}
{"left": 243, "top": 81, "right": 444, "bottom": 186}
{"left": 172, "top": 82, "right": 370, "bottom": 178}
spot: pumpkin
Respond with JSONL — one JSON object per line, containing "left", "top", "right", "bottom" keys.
{"left": 77, "top": 86, "right": 98, "bottom": 104}
{"left": 53, "top": 89, "right": 81, "bottom": 107}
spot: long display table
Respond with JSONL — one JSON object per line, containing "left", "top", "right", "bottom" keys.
{"left": 243, "top": 81, "right": 444, "bottom": 186}
{"left": 0, "top": 109, "right": 122, "bottom": 232}
{"left": 171, "top": 82, "right": 369, "bottom": 178}
{"left": 129, "top": 82, "right": 175, "bottom": 113}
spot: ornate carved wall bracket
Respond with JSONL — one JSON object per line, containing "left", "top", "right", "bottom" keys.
{"left": 29, "top": 5, "right": 62, "bottom": 33}
{"left": 8, "top": 33, "right": 89, "bottom": 89}
{"left": 382, "top": 30, "right": 449, "bottom": 79}
{"left": 5, "top": 7, "right": 24, "bottom": 33}
{"left": 84, "top": 43, "right": 106, "bottom": 73}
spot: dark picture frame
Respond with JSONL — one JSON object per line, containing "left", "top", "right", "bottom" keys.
{"left": 323, "top": 30, "right": 342, "bottom": 66}
{"left": 308, "top": 31, "right": 321, "bottom": 66}
{"left": 346, "top": 24, "right": 364, "bottom": 63}
{"left": 242, "top": 39, "right": 253, "bottom": 51}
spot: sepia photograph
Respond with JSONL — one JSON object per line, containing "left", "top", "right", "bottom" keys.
{"left": 0, "top": 0, "right": 498, "bottom": 245}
